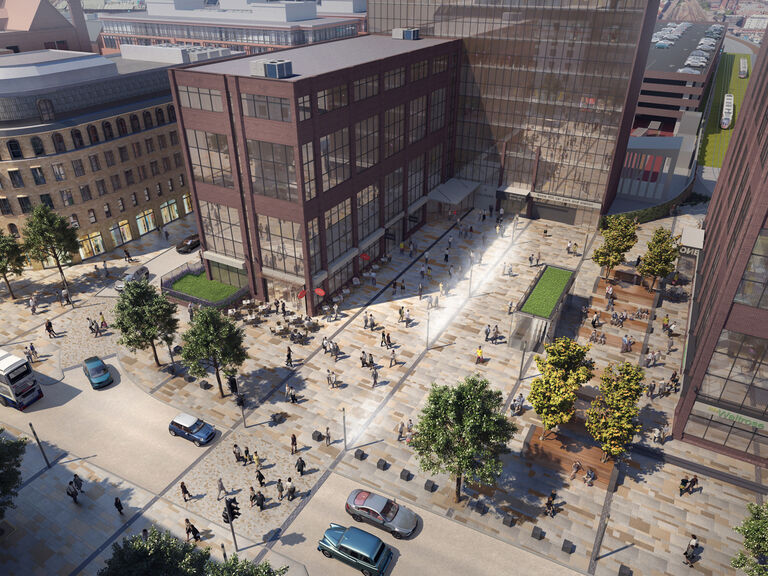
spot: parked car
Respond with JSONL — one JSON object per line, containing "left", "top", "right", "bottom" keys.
{"left": 345, "top": 489, "right": 418, "bottom": 539}
{"left": 115, "top": 265, "right": 149, "bottom": 291}
{"left": 82, "top": 356, "right": 113, "bottom": 389}
{"left": 176, "top": 234, "right": 201, "bottom": 254}
{"left": 318, "top": 524, "right": 393, "bottom": 576}
{"left": 168, "top": 413, "right": 215, "bottom": 446}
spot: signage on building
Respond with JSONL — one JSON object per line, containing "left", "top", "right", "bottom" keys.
{"left": 706, "top": 405, "right": 766, "bottom": 430}
{"left": 679, "top": 246, "right": 700, "bottom": 257}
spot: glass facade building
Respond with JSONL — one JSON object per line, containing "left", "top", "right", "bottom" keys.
{"left": 367, "top": 0, "right": 658, "bottom": 225}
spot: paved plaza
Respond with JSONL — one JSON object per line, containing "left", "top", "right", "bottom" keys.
{"left": 0, "top": 207, "right": 765, "bottom": 575}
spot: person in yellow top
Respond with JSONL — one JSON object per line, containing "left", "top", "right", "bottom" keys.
{"left": 476, "top": 346, "right": 484, "bottom": 364}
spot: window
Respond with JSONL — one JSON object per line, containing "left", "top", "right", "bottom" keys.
{"left": 95, "top": 179, "right": 108, "bottom": 196}
{"left": 60, "top": 189, "right": 74, "bottom": 206}
{"left": 0, "top": 198, "right": 13, "bottom": 215}
{"left": 298, "top": 95, "right": 312, "bottom": 121}
{"left": 71, "top": 129, "right": 84, "bottom": 149}
{"left": 144, "top": 188, "right": 150, "bottom": 201}
{"left": 88, "top": 209, "right": 97, "bottom": 223}
{"left": 160, "top": 199, "right": 179, "bottom": 224}
{"left": 156, "top": 108, "right": 165, "bottom": 125}
{"left": 258, "top": 216, "right": 305, "bottom": 276}
{"left": 182, "top": 193, "right": 193, "bottom": 214}
{"left": 72, "top": 159, "right": 85, "bottom": 177}
{"left": 408, "top": 154, "right": 425, "bottom": 205}
{"left": 353, "top": 75, "right": 379, "bottom": 102}
{"left": 185, "top": 129, "right": 232, "bottom": 187}
{"left": 307, "top": 218, "right": 321, "bottom": 272}
{"left": 167, "top": 178, "right": 174, "bottom": 192}
{"left": 428, "top": 144, "right": 443, "bottom": 190}
{"left": 17, "top": 197, "right": 32, "bottom": 213}
{"left": 104, "top": 150, "right": 116, "bottom": 167}
{"left": 319, "top": 128, "right": 350, "bottom": 192}
{"left": 8, "top": 170, "right": 24, "bottom": 188}
{"left": 162, "top": 157, "right": 171, "bottom": 172}
{"left": 384, "top": 168, "right": 404, "bottom": 221}
{"left": 31, "top": 137, "right": 45, "bottom": 156}
{"left": 430, "top": 88, "right": 447, "bottom": 132}
{"left": 89, "top": 154, "right": 101, "bottom": 172}
{"left": 80, "top": 184, "right": 92, "bottom": 202}
{"left": 241, "top": 94, "right": 291, "bottom": 121}
{"left": 247, "top": 140, "right": 297, "bottom": 202}
{"left": 52, "top": 163, "right": 66, "bottom": 181}
{"left": 155, "top": 182, "right": 163, "bottom": 196}
{"left": 384, "top": 105, "right": 405, "bottom": 158}
{"left": 118, "top": 146, "right": 129, "bottom": 162}
{"left": 432, "top": 55, "right": 448, "bottom": 74}
{"left": 39, "top": 194, "right": 54, "bottom": 209}
{"left": 150, "top": 161, "right": 160, "bottom": 176}
{"left": 117, "top": 198, "right": 124, "bottom": 212}
{"left": 145, "top": 138, "right": 155, "bottom": 154}
{"left": 137, "top": 165, "right": 147, "bottom": 181}
{"left": 177, "top": 86, "right": 223, "bottom": 112}
{"left": 110, "top": 174, "right": 122, "bottom": 191}
{"left": 173, "top": 152, "right": 183, "bottom": 168}
{"left": 124, "top": 169, "right": 135, "bottom": 185}
{"left": 142, "top": 111, "right": 153, "bottom": 130}
{"left": 102, "top": 121, "right": 114, "bottom": 140}
{"left": 6, "top": 140, "right": 23, "bottom": 159}
{"left": 31, "top": 167, "right": 46, "bottom": 185}
{"left": 37, "top": 99, "right": 55, "bottom": 121}
{"left": 410, "top": 60, "right": 428, "bottom": 82}
{"left": 130, "top": 193, "right": 137, "bottom": 206}
{"left": 117, "top": 117, "right": 128, "bottom": 136}
{"left": 384, "top": 67, "right": 405, "bottom": 90}
{"left": 69, "top": 214, "right": 79, "bottom": 229}
{"left": 169, "top": 131, "right": 179, "bottom": 145}
{"left": 158, "top": 134, "right": 167, "bottom": 149}
{"left": 168, "top": 104, "right": 176, "bottom": 122}
{"left": 317, "top": 84, "right": 348, "bottom": 114}
{"left": 324, "top": 199, "right": 352, "bottom": 263}
{"left": 132, "top": 142, "right": 142, "bottom": 158}
{"left": 130, "top": 114, "right": 141, "bottom": 133}
{"left": 135, "top": 209, "right": 156, "bottom": 235}
{"left": 109, "top": 220, "right": 132, "bottom": 246}
{"left": 355, "top": 115, "right": 379, "bottom": 172}
{"left": 52, "top": 133, "right": 66, "bottom": 154}
{"left": 357, "top": 184, "right": 379, "bottom": 240}
{"left": 198, "top": 201, "right": 243, "bottom": 258}
{"left": 301, "top": 142, "right": 316, "bottom": 201}
{"left": 179, "top": 174, "right": 185, "bottom": 188}
{"left": 104, "top": 203, "right": 112, "bottom": 218}
{"left": 87, "top": 125, "right": 100, "bottom": 145}
{"left": 409, "top": 96, "right": 427, "bottom": 144}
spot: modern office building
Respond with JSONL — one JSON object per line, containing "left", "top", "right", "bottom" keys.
{"left": 1, "top": 0, "right": 91, "bottom": 54}
{"left": 0, "top": 45, "right": 234, "bottom": 266}
{"left": 367, "top": 0, "right": 659, "bottom": 225}
{"left": 171, "top": 34, "right": 460, "bottom": 312}
{"left": 99, "top": 0, "right": 366, "bottom": 56}
{"left": 674, "top": 38, "right": 768, "bottom": 467}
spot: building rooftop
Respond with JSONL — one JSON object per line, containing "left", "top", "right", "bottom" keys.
{"left": 190, "top": 34, "right": 455, "bottom": 80}
{"left": 101, "top": 10, "right": 356, "bottom": 29}
{"left": 646, "top": 21, "right": 724, "bottom": 74}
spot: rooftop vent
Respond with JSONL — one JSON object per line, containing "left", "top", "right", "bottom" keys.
{"left": 392, "top": 28, "right": 420, "bottom": 40}
{"left": 250, "top": 59, "right": 293, "bottom": 79}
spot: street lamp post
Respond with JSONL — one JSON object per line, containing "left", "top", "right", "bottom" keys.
{"left": 28, "top": 422, "right": 51, "bottom": 469}
{"left": 426, "top": 307, "right": 430, "bottom": 350}
{"left": 342, "top": 407, "right": 347, "bottom": 451}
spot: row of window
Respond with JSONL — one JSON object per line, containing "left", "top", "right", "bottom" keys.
{"left": 0, "top": 105, "right": 177, "bottom": 161}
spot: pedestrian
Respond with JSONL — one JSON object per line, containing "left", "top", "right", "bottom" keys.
{"left": 418, "top": 283, "right": 423, "bottom": 299}
{"left": 667, "top": 337, "right": 674, "bottom": 354}
{"left": 683, "top": 535, "right": 698, "bottom": 567}
{"left": 398, "top": 421, "right": 405, "bottom": 441}
{"left": 333, "top": 303, "right": 339, "bottom": 320}
{"left": 93, "top": 320, "right": 101, "bottom": 338}
{"left": 652, "top": 428, "right": 661, "bottom": 444}
{"left": 686, "top": 475, "right": 699, "bottom": 495}
{"left": 448, "top": 235, "right": 453, "bottom": 249}
{"left": 45, "top": 319, "right": 56, "bottom": 338}
{"left": 24, "top": 347, "right": 32, "bottom": 364}
{"left": 386, "top": 333, "right": 392, "bottom": 348}
{"left": 286, "top": 477, "right": 296, "bottom": 501}
{"left": 654, "top": 350, "right": 661, "bottom": 366}
{"left": 670, "top": 370, "right": 680, "bottom": 392}
{"left": 444, "top": 248, "right": 449, "bottom": 263}
{"left": 545, "top": 492, "right": 556, "bottom": 517}
{"left": 368, "top": 352, "right": 374, "bottom": 367}
{"left": 439, "top": 282, "right": 445, "bottom": 297}
{"left": 123, "top": 248, "right": 131, "bottom": 262}
{"left": 369, "top": 314, "right": 375, "bottom": 330}
{"left": 381, "top": 332, "right": 386, "bottom": 347}
{"left": 114, "top": 496, "right": 124, "bottom": 515}
{"left": 662, "top": 314, "right": 670, "bottom": 333}
{"left": 322, "top": 336, "right": 328, "bottom": 354}
{"left": 255, "top": 490, "right": 265, "bottom": 511}
{"left": 646, "top": 351, "right": 654, "bottom": 367}
{"left": 420, "top": 265, "right": 425, "bottom": 279}
{"left": 164, "top": 229, "right": 170, "bottom": 242}
{"left": 409, "top": 241, "right": 414, "bottom": 257}
{"left": 103, "top": 260, "right": 108, "bottom": 277}
{"left": 492, "top": 325, "right": 499, "bottom": 344}
{"left": 73, "top": 474, "right": 85, "bottom": 494}
{"left": 529, "top": 253, "right": 534, "bottom": 267}
{"left": 142, "top": 528, "right": 149, "bottom": 541}
{"left": 243, "top": 446, "right": 251, "bottom": 466}
{"left": 476, "top": 345, "right": 483, "bottom": 364}
{"left": 256, "top": 468, "right": 266, "bottom": 487}
{"left": 390, "top": 348, "right": 396, "bottom": 367}
{"left": 567, "top": 240, "right": 572, "bottom": 254}
{"left": 62, "top": 288, "right": 70, "bottom": 305}
{"left": 180, "top": 481, "right": 191, "bottom": 502}
{"left": 372, "top": 366, "right": 378, "bottom": 388}
{"left": 286, "top": 346, "right": 293, "bottom": 367}
{"left": 232, "top": 444, "right": 242, "bottom": 463}
{"left": 285, "top": 383, "right": 292, "bottom": 401}
{"left": 217, "top": 478, "right": 227, "bottom": 500}
{"left": 484, "top": 325, "right": 490, "bottom": 341}
{"left": 425, "top": 250, "right": 430, "bottom": 265}
{"left": 405, "top": 309, "right": 411, "bottom": 327}
{"left": 277, "top": 478, "right": 284, "bottom": 501}
{"left": 295, "top": 455, "right": 306, "bottom": 476}
{"left": 185, "top": 519, "right": 201, "bottom": 542}
{"left": 679, "top": 475, "right": 689, "bottom": 497}
{"left": 290, "top": 433, "right": 297, "bottom": 455}
{"left": 330, "top": 371, "right": 337, "bottom": 388}
{"left": 325, "top": 426, "right": 331, "bottom": 446}
{"left": 188, "top": 302, "right": 194, "bottom": 321}
{"left": 281, "top": 301, "right": 286, "bottom": 317}
{"left": 67, "top": 481, "right": 79, "bottom": 504}
{"left": 250, "top": 486, "right": 257, "bottom": 507}
{"left": 660, "top": 424, "right": 670, "bottom": 445}
{"left": 99, "top": 312, "right": 108, "bottom": 330}
{"left": 290, "top": 386, "right": 298, "bottom": 403}
{"left": 361, "top": 350, "right": 368, "bottom": 368}
{"left": 29, "top": 343, "right": 38, "bottom": 361}
{"left": 647, "top": 380, "right": 656, "bottom": 398}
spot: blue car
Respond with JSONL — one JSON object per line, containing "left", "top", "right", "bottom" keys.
{"left": 169, "top": 413, "right": 216, "bottom": 446}
{"left": 82, "top": 356, "right": 113, "bottom": 389}
{"left": 318, "top": 524, "right": 393, "bottom": 576}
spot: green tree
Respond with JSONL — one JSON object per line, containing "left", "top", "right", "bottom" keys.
{"left": 181, "top": 307, "right": 247, "bottom": 398}
{"left": 528, "top": 338, "right": 592, "bottom": 439}
{"left": 585, "top": 362, "right": 645, "bottom": 462}
{"left": 113, "top": 280, "right": 178, "bottom": 367}
{"left": 207, "top": 556, "right": 288, "bottom": 576}
{"left": 0, "top": 230, "right": 26, "bottom": 300}
{"left": 637, "top": 227, "right": 681, "bottom": 290}
{"left": 732, "top": 502, "right": 768, "bottom": 576}
{"left": 409, "top": 374, "right": 517, "bottom": 503}
{"left": 0, "top": 428, "right": 26, "bottom": 520}
{"left": 21, "top": 204, "right": 78, "bottom": 295}
{"left": 592, "top": 215, "right": 638, "bottom": 280}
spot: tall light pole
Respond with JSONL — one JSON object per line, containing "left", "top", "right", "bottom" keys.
{"left": 518, "top": 340, "right": 528, "bottom": 383}
{"left": 426, "top": 307, "right": 430, "bottom": 350}
{"left": 28, "top": 422, "right": 51, "bottom": 469}
{"left": 342, "top": 407, "right": 347, "bottom": 451}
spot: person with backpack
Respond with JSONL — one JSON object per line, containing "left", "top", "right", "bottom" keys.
{"left": 185, "top": 519, "right": 201, "bottom": 542}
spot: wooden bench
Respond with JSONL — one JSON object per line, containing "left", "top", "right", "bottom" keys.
{"left": 584, "top": 303, "right": 649, "bottom": 333}
{"left": 596, "top": 278, "right": 655, "bottom": 306}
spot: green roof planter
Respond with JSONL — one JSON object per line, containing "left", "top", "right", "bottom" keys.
{"left": 519, "top": 266, "right": 574, "bottom": 320}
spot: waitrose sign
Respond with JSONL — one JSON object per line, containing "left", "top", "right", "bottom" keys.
{"left": 707, "top": 406, "right": 767, "bottom": 430}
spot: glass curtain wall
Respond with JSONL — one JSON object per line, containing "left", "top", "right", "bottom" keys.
{"left": 198, "top": 201, "right": 244, "bottom": 259}
{"left": 258, "top": 216, "right": 305, "bottom": 277}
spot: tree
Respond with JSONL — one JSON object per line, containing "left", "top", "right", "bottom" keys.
{"left": 0, "top": 429, "right": 26, "bottom": 520}
{"left": 207, "top": 556, "right": 288, "bottom": 576}
{"left": 637, "top": 227, "right": 681, "bottom": 290}
{"left": 585, "top": 362, "right": 645, "bottom": 462}
{"left": 732, "top": 502, "right": 768, "bottom": 576}
{"left": 113, "top": 280, "right": 178, "bottom": 367}
{"left": 528, "top": 338, "right": 592, "bottom": 439}
{"left": 592, "top": 215, "right": 638, "bottom": 280}
{"left": 181, "top": 307, "right": 247, "bottom": 398}
{"left": 0, "top": 231, "right": 25, "bottom": 300}
{"left": 21, "top": 204, "right": 78, "bottom": 294}
{"left": 409, "top": 374, "right": 517, "bottom": 503}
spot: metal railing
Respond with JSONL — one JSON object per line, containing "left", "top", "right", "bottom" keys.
{"left": 160, "top": 262, "right": 250, "bottom": 309}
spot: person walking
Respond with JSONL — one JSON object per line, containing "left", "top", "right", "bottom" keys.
{"left": 325, "top": 426, "right": 331, "bottom": 446}
{"left": 679, "top": 475, "right": 690, "bottom": 497}
{"left": 369, "top": 314, "right": 375, "bottom": 331}
{"left": 73, "top": 474, "right": 85, "bottom": 494}
{"left": 683, "top": 535, "right": 698, "bottom": 567}
{"left": 286, "top": 346, "right": 293, "bottom": 367}
{"left": 277, "top": 478, "right": 285, "bottom": 501}
{"left": 185, "top": 519, "right": 201, "bottom": 542}
{"left": 66, "top": 481, "right": 79, "bottom": 504}
{"left": 443, "top": 248, "right": 449, "bottom": 263}
{"left": 484, "top": 325, "right": 490, "bottom": 341}
{"left": 29, "top": 343, "right": 38, "bottom": 361}
{"left": 386, "top": 333, "right": 392, "bottom": 348}
{"left": 255, "top": 490, "right": 265, "bottom": 511}
{"left": 322, "top": 336, "right": 329, "bottom": 354}
{"left": 286, "top": 477, "right": 296, "bottom": 501}
{"left": 45, "top": 319, "right": 56, "bottom": 338}
{"left": 368, "top": 352, "right": 374, "bottom": 368}
{"left": 686, "top": 475, "right": 699, "bottom": 495}
{"left": 114, "top": 497, "right": 124, "bottom": 515}
{"left": 476, "top": 345, "right": 484, "bottom": 364}
{"left": 23, "top": 347, "right": 32, "bottom": 364}
{"left": 398, "top": 421, "right": 405, "bottom": 441}
{"left": 123, "top": 248, "right": 131, "bottom": 262}
{"left": 290, "top": 386, "right": 297, "bottom": 404}
{"left": 290, "top": 433, "right": 298, "bottom": 455}
{"left": 647, "top": 380, "right": 656, "bottom": 399}
{"left": 217, "top": 477, "right": 227, "bottom": 500}
{"left": 250, "top": 486, "right": 257, "bottom": 507}
{"left": 660, "top": 424, "right": 670, "bottom": 445}
{"left": 99, "top": 312, "right": 108, "bottom": 330}
{"left": 232, "top": 444, "right": 242, "bottom": 463}
{"left": 256, "top": 468, "right": 266, "bottom": 488}
{"left": 295, "top": 455, "right": 306, "bottom": 476}
{"left": 381, "top": 332, "right": 387, "bottom": 347}
{"left": 389, "top": 349, "right": 396, "bottom": 367}
{"left": 372, "top": 366, "right": 379, "bottom": 388}
{"left": 360, "top": 350, "right": 368, "bottom": 368}
{"left": 188, "top": 302, "right": 194, "bottom": 322}
{"left": 243, "top": 446, "right": 251, "bottom": 466}
{"left": 180, "top": 481, "right": 191, "bottom": 502}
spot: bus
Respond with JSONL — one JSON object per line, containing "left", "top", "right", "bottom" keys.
{"left": 739, "top": 57, "right": 749, "bottom": 79}
{"left": 721, "top": 93, "right": 734, "bottom": 130}
{"left": 0, "top": 349, "right": 43, "bottom": 410}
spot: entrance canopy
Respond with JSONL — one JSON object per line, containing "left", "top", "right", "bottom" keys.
{"left": 427, "top": 178, "right": 479, "bottom": 205}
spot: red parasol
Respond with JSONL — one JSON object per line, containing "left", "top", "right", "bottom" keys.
{"left": 314, "top": 288, "right": 326, "bottom": 296}
{"left": 360, "top": 253, "right": 371, "bottom": 261}
{"left": 298, "top": 289, "right": 306, "bottom": 299}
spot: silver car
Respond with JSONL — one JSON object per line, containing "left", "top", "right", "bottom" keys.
{"left": 345, "top": 489, "right": 418, "bottom": 539}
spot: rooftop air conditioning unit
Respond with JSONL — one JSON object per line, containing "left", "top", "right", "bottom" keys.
{"left": 250, "top": 59, "right": 293, "bottom": 79}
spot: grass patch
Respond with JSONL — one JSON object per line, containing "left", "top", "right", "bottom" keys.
{"left": 698, "top": 53, "right": 752, "bottom": 168}
{"left": 172, "top": 272, "right": 239, "bottom": 302}
{"left": 520, "top": 266, "right": 573, "bottom": 319}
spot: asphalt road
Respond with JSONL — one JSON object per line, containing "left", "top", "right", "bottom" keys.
{"left": 269, "top": 473, "right": 579, "bottom": 576}
{"left": 0, "top": 361, "right": 208, "bottom": 493}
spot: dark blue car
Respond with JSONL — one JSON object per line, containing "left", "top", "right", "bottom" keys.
{"left": 82, "top": 356, "right": 113, "bottom": 389}
{"left": 318, "top": 524, "right": 393, "bottom": 576}
{"left": 168, "top": 413, "right": 215, "bottom": 446}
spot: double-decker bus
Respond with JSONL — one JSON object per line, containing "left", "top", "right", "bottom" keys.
{"left": 0, "top": 349, "right": 43, "bottom": 410}
{"left": 739, "top": 57, "right": 749, "bottom": 79}
{"left": 721, "top": 94, "right": 734, "bottom": 130}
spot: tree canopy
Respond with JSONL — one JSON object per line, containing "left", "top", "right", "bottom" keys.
{"left": 637, "top": 227, "right": 681, "bottom": 290}
{"left": 0, "top": 230, "right": 26, "bottom": 300}
{"left": 0, "top": 428, "right": 26, "bottom": 521}
{"left": 409, "top": 374, "right": 517, "bottom": 503}
{"left": 732, "top": 502, "right": 768, "bottom": 576}
{"left": 181, "top": 307, "right": 247, "bottom": 398}
{"left": 21, "top": 204, "right": 78, "bottom": 291}
{"left": 113, "top": 280, "right": 178, "bottom": 367}
{"left": 592, "top": 215, "right": 638, "bottom": 279}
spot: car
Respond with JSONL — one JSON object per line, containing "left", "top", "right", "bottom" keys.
{"left": 176, "top": 234, "right": 201, "bottom": 254}
{"left": 168, "top": 413, "right": 216, "bottom": 446}
{"left": 82, "top": 356, "right": 113, "bottom": 389}
{"left": 345, "top": 489, "right": 418, "bottom": 539}
{"left": 115, "top": 265, "right": 149, "bottom": 291}
{"left": 318, "top": 524, "right": 393, "bottom": 576}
